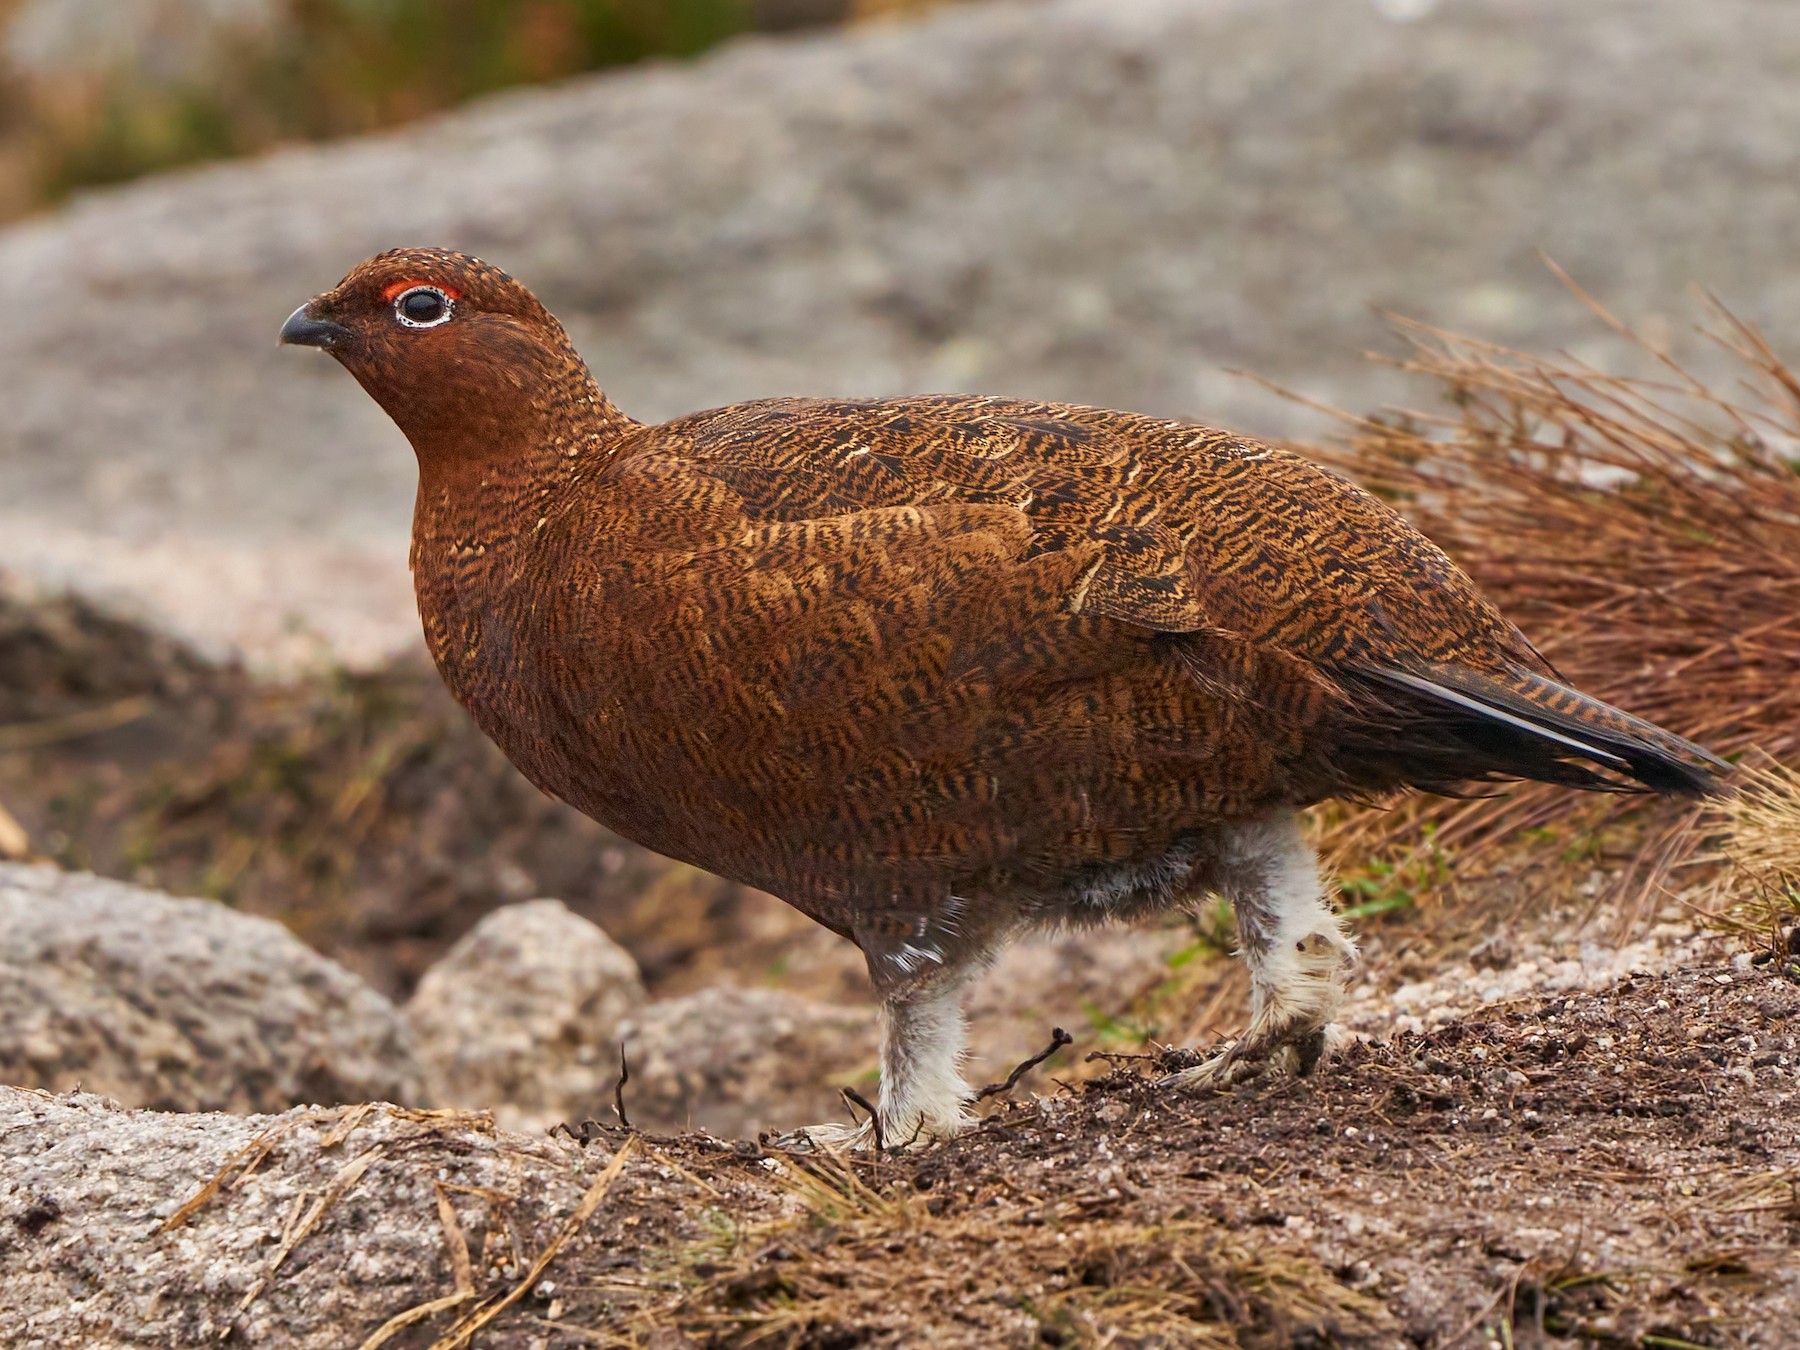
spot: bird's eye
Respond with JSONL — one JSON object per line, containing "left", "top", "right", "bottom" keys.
{"left": 394, "top": 285, "right": 453, "bottom": 329}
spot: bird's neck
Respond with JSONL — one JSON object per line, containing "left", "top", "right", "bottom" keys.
{"left": 405, "top": 366, "right": 633, "bottom": 721}
{"left": 406, "top": 369, "right": 634, "bottom": 551}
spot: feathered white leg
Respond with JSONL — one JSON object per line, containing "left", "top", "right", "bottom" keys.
{"left": 781, "top": 978, "right": 973, "bottom": 1150}
{"left": 1163, "top": 811, "right": 1356, "bottom": 1090}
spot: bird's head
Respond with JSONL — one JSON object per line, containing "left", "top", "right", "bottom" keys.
{"left": 280, "top": 247, "right": 603, "bottom": 457}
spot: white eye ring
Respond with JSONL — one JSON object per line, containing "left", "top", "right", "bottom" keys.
{"left": 394, "top": 285, "right": 454, "bottom": 329}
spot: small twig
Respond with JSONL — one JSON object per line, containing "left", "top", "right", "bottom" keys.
{"left": 640, "top": 1142, "right": 723, "bottom": 1200}
{"left": 840, "top": 1086, "right": 884, "bottom": 1152}
{"left": 320, "top": 1101, "right": 377, "bottom": 1150}
{"left": 159, "top": 1109, "right": 329, "bottom": 1232}
{"left": 613, "top": 1043, "right": 632, "bottom": 1131}
{"left": 357, "top": 1291, "right": 470, "bottom": 1350}
{"left": 1083, "top": 1048, "right": 1163, "bottom": 1068}
{"left": 435, "top": 1184, "right": 476, "bottom": 1297}
{"left": 977, "top": 1027, "right": 1073, "bottom": 1100}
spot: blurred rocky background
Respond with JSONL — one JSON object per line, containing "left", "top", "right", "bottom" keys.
{"left": 0, "top": 0, "right": 934, "bottom": 218}
{"left": 0, "top": 0, "right": 1797, "bottom": 1140}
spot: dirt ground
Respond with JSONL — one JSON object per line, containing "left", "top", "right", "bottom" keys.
{"left": 6, "top": 956, "right": 1795, "bottom": 1348}
{"left": 377, "top": 957, "right": 1798, "bottom": 1349}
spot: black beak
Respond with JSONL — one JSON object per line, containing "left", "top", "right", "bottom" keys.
{"left": 279, "top": 303, "right": 350, "bottom": 350}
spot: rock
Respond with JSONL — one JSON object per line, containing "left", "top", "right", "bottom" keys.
{"left": 0, "top": 1088, "right": 642, "bottom": 1347}
{"left": 0, "top": 863, "right": 420, "bottom": 1111}
{"left": 403, "top": 898, "right": 648, "bottom": 1132}
{"left": 620, "top": 987, "right": 876, "bottom": 1137}
{"left": 6, "top": 0, "right": 1800, "bottom": 668}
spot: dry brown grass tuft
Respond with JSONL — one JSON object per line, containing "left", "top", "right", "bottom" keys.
{"left": 1300, "top": 282, "right": 1800, "bottom": 914}
{"left": 1716, "top": 755, "right": 1800, "bottom": 886}
{"left": 624, "top": 1147, "right": 1393, "bottom": 1348}
{"left": 1707, "top": 752, "right": 1800, "bottom": 941}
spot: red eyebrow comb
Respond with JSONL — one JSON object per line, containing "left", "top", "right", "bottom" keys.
{"left": 382, "top": 279, "right": 462, "bottom": 302}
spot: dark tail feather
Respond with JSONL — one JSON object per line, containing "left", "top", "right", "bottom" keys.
{"left": 1349, "top": 663, "right": 1729, "bottom": 799}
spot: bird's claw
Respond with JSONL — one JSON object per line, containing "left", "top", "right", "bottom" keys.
{"left": 1156, "top": 1046, "right": 1264, "bottom": 1092}
{"left": 1157, "top": 1025, "right": 1334, "bottom": 1092}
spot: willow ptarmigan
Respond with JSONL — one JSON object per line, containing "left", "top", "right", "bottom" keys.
{"left": 281, "top": 248, "right": 1725, "bottom": 1147}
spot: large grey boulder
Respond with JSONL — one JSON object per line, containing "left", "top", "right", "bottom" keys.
{"left": 0, "top": 1089, "right": 638, "bottom": 1348}
{"left": 403, "top": 898, "right": 647, "bottom": 1133}
{"left": 4, "top": 0, "right": 1799, "bottom": 667}
{"left": 0, "top": 864, "right": 421, "bottom": 1111}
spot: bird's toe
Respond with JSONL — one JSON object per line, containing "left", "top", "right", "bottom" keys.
{"left": 1160, "top": 1020, "right": 1345, "bottom": 1093}
{"left": 771, "top": 1120, "right": 878, "bottom": 1153}
{"left": 1156, "top": 1044, "right": 1264, "bottom": 1092}
{"left": 772, "top": 1113, "right": 969, "bottom": 1152}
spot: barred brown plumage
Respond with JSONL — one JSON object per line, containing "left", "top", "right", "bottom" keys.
{"left": 280, "top": 248, "right": 1726, "bottom": 1147}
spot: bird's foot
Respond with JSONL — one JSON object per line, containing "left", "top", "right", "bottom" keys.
{"left": 1157, "top": 1022, "right": 1343, "bottom": 1092}
{"left": 772, "top": 1119, "right": 878, "bottom": 1153}
{"left": 772, "top": 1110, "right": 967, "bottom": 1153}
{"left": 1162, "top": 910, "right": 1356, "bottom": 1092}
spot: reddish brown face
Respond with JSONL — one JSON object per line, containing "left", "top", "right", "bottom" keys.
{"left": 279, "top": 246, "right": 582, "bottom": 449}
